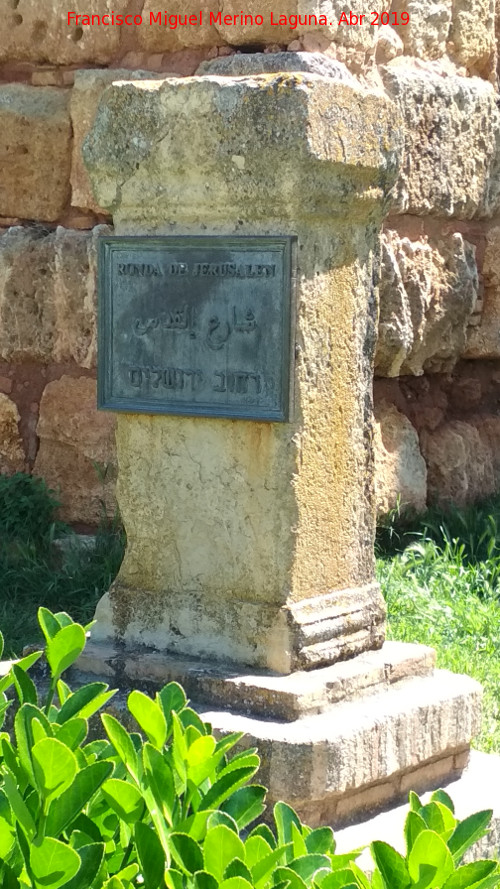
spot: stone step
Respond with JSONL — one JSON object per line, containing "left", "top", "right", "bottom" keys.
{"left": 6, "top": 644, "right": 482, "bottom": 832}
{"left": 196, "top": 669, "right": 482, "bottom": 827}
{"left": 76, "top": 640, "right": 436, "bottom": 721}
{"left": 0, "top": 652, "right": 487, "bottom": 837}
{"left": 334, "top": 750, "right": 500, "bottom": 865}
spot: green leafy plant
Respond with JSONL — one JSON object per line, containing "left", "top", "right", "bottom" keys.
{"left": 370, "top": 788, "right": 499, "bottom": 889}
{"left": 0, "top": 607, "right": 270, "bottom": 888}
{"left": 0, "top": 608, "right": 498, "bottom": 888}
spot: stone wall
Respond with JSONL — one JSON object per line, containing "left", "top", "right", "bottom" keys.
{"left": 1, "top": 0, "right": 500, "bottom": 521}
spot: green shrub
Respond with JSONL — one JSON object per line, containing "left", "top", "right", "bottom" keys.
{"left": 0, "top": 472, "right": 125, "bottom": 657}
{"left": 0, "top": 473, "right": 66, "bottom": 548}
{"left": 0, "top": 609, "right": 497, "bottom": 888}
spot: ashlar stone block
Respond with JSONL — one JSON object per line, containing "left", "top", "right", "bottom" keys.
{"left": 465, "top": 226, "right": 500, "bottom": 359}
{"left": 0, "top": 394, "right": 24, "bottom": 474}
{"left": 382, "top": 66, "right": 500, "bottom": 219}
{"left": 198, "top": 669, "right": 482, "bottom": 825}
{"left": 448, "top": 0, "right": 496, "bottom": 78}
{"left": 335, "top": 750, "right": 500, "bottom": 863}
{"left": 0, "top": 225, "right": 109, "bottom": 367}
{"left": 376, "top": 230, "right": 478, "bottom": 376}
{"left": 76, "top": 639, "right": 483, "bottom": 825}
{"left": 0, "top": 85, "right": 71, "bottom": 222}
{"left": 83, "top": 74, "right": 402, "bottom": 225}
{"left": 209, "top": 0, "right": 391, "bottom": 50}
{"left": 373, "top": 401, "right": 427, "bottom": 515}
{"left": 0, "top": 0, "right": 129, "bottom": 65}
{"left": 70, "top": 70, "right": 167, "bottom": 214}
{"left": 388, "top": 0, "right": 495, "bottom": 76}
{"left": 34, "top": 376, "right": 116, "bottom": 525}
{"left": 77, "top": 640, "right": 437, "bottom": 721}
{"left": 421, "top": 421, "right": 495, "bottom": 507}
{"left": 138, "top": 0, "right": 220, "bottom": 52}
{"left": 390, "top": 0, "right": 451, "bottom": 61}
{"left": 197, "top": 52, "right": 356, "bottom": 82}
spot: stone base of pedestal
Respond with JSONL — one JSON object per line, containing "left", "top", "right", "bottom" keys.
{"left": 197, "top": 669, "right": 480, "bottom": 827}
{"left": 78, "top": 639, "right": 435, "bottom": 721}
{"left": 92, "top": 581, "right": 386, "bottom": 674}
{"left": 76, "top": 640, "right": 482, "bottom": 828}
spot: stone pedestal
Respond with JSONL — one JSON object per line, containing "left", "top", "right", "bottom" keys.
{"left": 84, "top": 60, "right": 402, "bottom": 674}
{"left": 77, "top": 639, "right": 482, "bottom": 827}
{"left": 82, "top": 55, "right": 483, "bottom": 823}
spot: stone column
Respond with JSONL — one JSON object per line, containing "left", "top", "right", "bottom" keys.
{"left": 83, "top": 59, "right": 402, "bottom": 674}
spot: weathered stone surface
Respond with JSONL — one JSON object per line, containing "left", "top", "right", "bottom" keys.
{"left": 375, "top": 26, "right": 404, "bottom": 63}
{"left": 78, "top": 640, "right": 436, "bottom": 721}
{"left": 448, "top": 0, "right": 496, "bottom": 78}
{"left": 138, "top": 0, "right": 220, "bottom": 51}
{"left": 197, "top": 51, "right": 355, "bottom": 81}
{"left": 420, "top": 421, "right": 495, "bottom": 506}
{"left": 0, "top": 86, "right": 71, "bottom": 222}
{"left": 388, "top": 0, "right": 495, "bottom": 75}
{"left": 74, "top": 651, "right": 484, "bottom": 827}
{"left": 84, "top": 74, "right": 402, "bottom": 671}
{"left": 83, "top": 75, "right": 403, "bottom": 223}
{"left": 0, "top": 394, "right": 24, "bottom": 474}
{"left": 208, "top": 0, "right": 390, "bottom": 50}
{"left": 476, "top": 417, "right": 500, "bottom": 491}
{"left": 381, "top": 67, "right": 500, "bottom": 218}
{"left": 375, "top": 230, "right": 478, "bottom": 376}
{"left": 373, "top": 401, "right": 427, "bottom": 515}
{"left": 33, "top": 376, "right": 116, "bottom": 525}
{"left": 70, "top": 70, "right": 167, "bottom": 213}
{"left": 0, "top": 225, "right": 108, "bottom": 367}
{"left": 390, "top": 0, "right": 451, "bottom": 60}
{"left": 465, "top": 226, "right": 500, "bottom": 358}
{"left": 199, "top": 669, "right": 482, "bottom": 824}
{"left": 496, "top": 0, "right": 500, "bottom": 79}
{"left": 0, "top": 0, "right": 129, "bottom": 65}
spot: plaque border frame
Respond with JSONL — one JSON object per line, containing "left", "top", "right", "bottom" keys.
{"left": 97, "top": 235, "right": 296, "bottom": 423}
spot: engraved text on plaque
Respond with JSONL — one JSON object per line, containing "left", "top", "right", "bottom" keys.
{"left": 98, "top": 236, "right": 294, "bottom": 421}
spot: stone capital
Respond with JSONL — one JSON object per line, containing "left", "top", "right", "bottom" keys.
{"left": 83, "top": 73, "right": 402, "bottom": 227}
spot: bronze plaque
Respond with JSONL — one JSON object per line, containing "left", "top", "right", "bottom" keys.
{"left": 98, "top": 236, "right": 294, "bottom": 421}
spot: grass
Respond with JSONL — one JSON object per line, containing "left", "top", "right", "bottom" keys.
{"left": 1, "top": 472, "right": 500, "bottom": 754}
{"left": 377, "top": 499, "right": 500, "bottom": 754}
{"left": 0, "top": 472, "right": 125, "bottom": 657}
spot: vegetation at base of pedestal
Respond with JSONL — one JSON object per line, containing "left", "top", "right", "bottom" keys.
{"left": 0, "top": 472, "right": 125, "bottom": 658}
{"left": 0, "top": 474, "right": 65, "bottom": 546}
{"left": 376, "top": 497, "right": 500, "bottom": 755}
{"left": 0, "top": 608, "right": 498, "bottom": 889}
